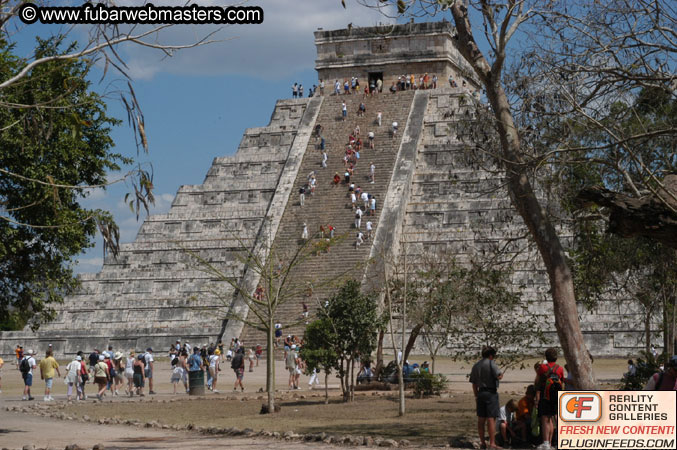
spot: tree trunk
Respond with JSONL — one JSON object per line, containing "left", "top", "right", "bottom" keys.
{"left": 670, "top": 291, "right": 677, "bottom": 355}
{"left": 349, "top": 358, "right": 355, "bottom": 402}
{"left": 266, "top": 319, "right": 275, "bottom": 413}
{"left": 449, "top": 3, "right": 596, "bottom": 390}
{"left": 375, "top": 329, "right": 384, "bottom": 380}
{"left": 397, "top": 361, "right": 405, "bottom": 416}
{"left": 645, "top": 307, "right": 652, "bottom": 355}
{"left": 399, "top": 243, "right": 407, "bottom": 416}
{"left": 403, "top": 323, "right": 423, "bottom": 363}
{"left": 324, "top": 371, "right": 329, "bottom": 405}
{"left": 431, "top": 354, "right": 436, "bottom": 375}
{"left": 340, "top": 359, "right": 348, "bottom": 401}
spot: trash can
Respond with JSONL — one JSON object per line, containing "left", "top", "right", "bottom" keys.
{"left": 188, "top": 369, "right": 205, "bottom": 396}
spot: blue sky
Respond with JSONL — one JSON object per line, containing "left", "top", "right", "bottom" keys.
{"left": 23, "top": 0, "right": 397, "bottom": 272}
{"left": 14, "top": 1, "right": 502, "bottom": 273}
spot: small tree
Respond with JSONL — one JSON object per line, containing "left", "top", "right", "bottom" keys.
{"left": 185, "top": 223, "right": 348, "bottom": 413}
{"left": 300, "top": 318, "right": 338, "bottom": 404}
{"left": 320, "top": 280, "right": 380, "bottom": 402}
{"left": 446, "top": 261, "right": 547, "bottom": 371}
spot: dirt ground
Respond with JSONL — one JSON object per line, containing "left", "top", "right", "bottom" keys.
{"left": 0, "top": 355, "right": 628, "bottom": 449}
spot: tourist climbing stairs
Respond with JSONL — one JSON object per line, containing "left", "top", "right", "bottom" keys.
{"left": 239, "top": 90, "right": 416, "bottom": 347}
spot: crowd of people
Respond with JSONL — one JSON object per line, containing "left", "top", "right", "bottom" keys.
{"left": 292, "top": 73, "right": 477, "bottom": 101}
{"left": 470, "top": 346, "right": 677, "bottom": 450}
{"left": 3, "top": 338, "right": 270, "bottom": 402}
{"left": 301, "top": 108, "right": 382, "bottom": 250}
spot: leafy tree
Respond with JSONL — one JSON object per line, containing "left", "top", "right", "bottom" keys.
{"left": 0, "top": 2, "right": 218, "bottom": 329}
{"left": 186, "top": 223, "right": 349, "bottom": 413}
{"left": 319, "top": 280, "right": 380, "bottom": 402}
{"left": 0, "top": 37, "right": 125, "bottom": 330}
{"left": 445, "top": 261, "right": 546, "bottom": 370}
{"left": 300, "top": 318, "right": 339, "bottom": 404}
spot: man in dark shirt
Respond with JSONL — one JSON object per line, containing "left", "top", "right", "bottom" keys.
{"left": 469, "top": 346, "right": 503, "bottom": 450}
{"left": 88, "top": 349, "right": 99, "bottom": 373}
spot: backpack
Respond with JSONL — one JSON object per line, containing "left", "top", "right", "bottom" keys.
{"left": 539, "top": 364, "right": 562, "bottom": 401}
{"left": 231, "top": 353, "right": 243, "bottom": 369}
{"left": 19, "top": 357, "right": 30, "bottom": 374}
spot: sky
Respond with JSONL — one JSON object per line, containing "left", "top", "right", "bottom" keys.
{"left": 11, "top": 0, "right": 399, "bottom": 273}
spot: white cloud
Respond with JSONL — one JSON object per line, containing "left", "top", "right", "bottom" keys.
{"left": 118, "top": 0, "right": 395, "bottom": 80}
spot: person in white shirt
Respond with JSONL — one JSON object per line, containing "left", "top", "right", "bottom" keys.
{"left": 21, "top": 349, "right": 37, "bottom": 401}
{"left": 392, "top": 121, "right": 398, "bottom": 137}
{"left": 366, "top": 221, "right": 373, "bottom": 240}
{"left": 208, "top": 349, "right": 220, "bottom": 393}
{"left": 355, "top": 207, "right": 363, "bottom": 229}
{"left": 144, "top": 348, "right": 155, "bottom": 395}
{"left": 356, "top": 231, "right": 364, "bottom": 248}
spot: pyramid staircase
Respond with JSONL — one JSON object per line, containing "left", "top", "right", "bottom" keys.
{"left": 239, "top": 91, "right": 416, "bottom": 345}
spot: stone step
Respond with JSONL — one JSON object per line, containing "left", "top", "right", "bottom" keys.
{"left": 240, "top": 91, "right": 417, "bottom": 344}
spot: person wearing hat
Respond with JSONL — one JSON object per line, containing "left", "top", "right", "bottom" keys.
{"left": 65, "top": 355, "right": 82, "bottom": 401}
{"left": 144, "top": 347, "right": 155, "bottom": 395}
{"left": 39, "top": 349, "right": 60, "bottom": 401}
{"left": 93, "top": 354, "right": 109, "bottom": 400}
{"left": 644, "top": 356, "right": 677, "bottom": 390}
{"left": 20, "top": 349, "right": 37, "bottom": 401}
{"left": 208, "top": 348, "right": 221, "bottom": 393}
{"left": 112, "top": 352, "right": 125, "bottom": 396}
{"left": 286, "top": 344, "right": 300, "bottom": 390}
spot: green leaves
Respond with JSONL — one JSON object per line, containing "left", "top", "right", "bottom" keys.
{"left": 0, "top": 36, "right": 122, "bottom": 330}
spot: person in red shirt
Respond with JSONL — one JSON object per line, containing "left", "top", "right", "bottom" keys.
{"left": 534, "top": 348, "right": 564, "bottom": 450}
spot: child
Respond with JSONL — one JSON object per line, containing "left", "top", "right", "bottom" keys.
{"left": 496, "top": 399, "right": 518, "bottom": 446}
{"left": 515, "top": 385, "right": 536, "bottom": 443}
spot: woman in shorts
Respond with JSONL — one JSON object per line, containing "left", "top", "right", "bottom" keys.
{"left": 113, "top": 352, "right": 125, "bottom": 395}
{"left": 124, "top": 351, "right": 135, "bottom": 395}
{"left": 132, "top": 354, "right": 146, "bottom": 396}
{"left": 232, "top": 347, "right": 245, "bottom": 392}
{"left": 93, "top": 355, "right": 110, "bottom": 400}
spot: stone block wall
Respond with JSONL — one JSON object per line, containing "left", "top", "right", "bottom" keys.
{"left": 0, "top": 99, "right": 316, "bottom": 358}
{"left": 315, "top": 22, "right": 479, "bottom": 89}
{"left": 396, "top": 89, "right": 654, "bottom": 357}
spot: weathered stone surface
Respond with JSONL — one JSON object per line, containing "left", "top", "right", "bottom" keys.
{"left": 0, "top": 23, "right": 648, "bottom": 357}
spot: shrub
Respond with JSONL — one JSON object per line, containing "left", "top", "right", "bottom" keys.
{"left": 621, "top": 351, "right": 660, "bottom": 390}
{"left": 412, "top": 372, "right": 448, "bottom": 398}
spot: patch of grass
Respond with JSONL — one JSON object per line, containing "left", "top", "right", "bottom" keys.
{"left": 63, "top": 393, "right": 477, "bottom": 444}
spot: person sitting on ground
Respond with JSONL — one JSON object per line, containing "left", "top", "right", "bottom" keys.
{"left": 421, "top": 361, "right": 430, "bottom": 373}
{"left": 515, "top": 384, "right": 536, "bottom": 443}
{"left": 357, "top": 361, "right": 373, "bottom": 384}
{"left": 497, "top": 399, "right": 518, "bottom": 446}
{"left": 333, "top": 172, "right": 341, "bottom": 185}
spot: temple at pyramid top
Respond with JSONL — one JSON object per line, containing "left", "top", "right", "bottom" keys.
{"left": 314, "top": 21, "right": 478, "bottom": 88}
